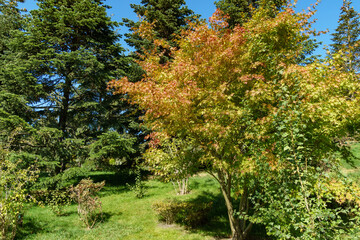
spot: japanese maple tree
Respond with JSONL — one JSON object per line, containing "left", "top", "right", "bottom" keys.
{"left": 110, "top": 2, "right": 360, "bottom": 239}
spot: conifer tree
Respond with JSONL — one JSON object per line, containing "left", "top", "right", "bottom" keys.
{"left": 19, "top": 0, "right": 136, "bottom": 174}
{"left": 330, "top": 0, "right": 360, "bottom": 73}
{"left": 123, "top": 0, "right": 198, "bottom": 63}
{"left": 25, "top": 0, "right": 128, "bottom": 136}
{"left": 0, "top": 0, "right": 40, "bottom": 151}
{"left": 0, "top": 0, "right": 39, "bottom": 120}
{"left": 214, "top": 0, "right": 286, "bottom": 28}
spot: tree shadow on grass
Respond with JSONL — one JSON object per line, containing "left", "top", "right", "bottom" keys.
{"left": 100, "top": 210, "right": 122, "bottom": 224}
{"left": 88, "top": 170, "right": 138, "bottom": 196}
{"left": 183, "top": 191, "right": 270, "bottom": 240}
{"left": 178, "top": 191, "right": 230, "bottom": 238}
{"left": 89, "top": 170, "right": 135, "bottom": 187}
{"left": 16, "top": 217, "right": 44, "bottom": 240}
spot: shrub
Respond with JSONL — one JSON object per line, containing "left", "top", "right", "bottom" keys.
{"left": 0, "top": 149, "right": 38, "bottom": 240}
{"left": 70, "top": 178, "right": 105, "bottom": 229}
{"left": 144, "top": 137, "right": 202, "bottom": 195}
{"left": 152, "top": 199, "right": 181, "bottom": 224}
{"left": 45, "top": 189, "right": 72, "bottom": 216}
{"left": 152, "top": 199, "right": 213, "bottom": 228}
{"left": 127, "top": 167, "right": 146, "bottom": 198}
{"left": 177, "top": 201, "right": 213, "bottom": 228}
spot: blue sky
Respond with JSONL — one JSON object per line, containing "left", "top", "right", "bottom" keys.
{"left": 19, "top": 0, "right": 360, "bottom": 56}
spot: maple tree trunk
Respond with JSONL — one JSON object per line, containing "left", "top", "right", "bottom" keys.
{"left": 175, "top": 177, "right": 189, "bottom": 195}
{"left": 217, "top": 171, "right": 252, "bottom": 240}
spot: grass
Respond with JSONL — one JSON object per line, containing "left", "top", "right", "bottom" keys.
{"left": 339, "top": 142, "right": 360, "bottom": 182}
{"left": 17, "top": 143, "right": 360, "bottom": 240}
{"left": 18, "top": 173, "right": 231, "bottom": 240}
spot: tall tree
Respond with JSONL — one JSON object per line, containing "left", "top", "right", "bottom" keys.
{"left": 0, "top": 0, "right": 41, "bottom": 152}
{"left": 214, "top": 0, "right": 286, "bottom": 28}
{"left": 330, "top": 0, "right": 360, "bottom": 73}
{"left": 26, "top": 0, "right": 127, "bottom": 136}
{"left": 0, "top": 0, "right": 39, "bottom": 120}
{"left": 111, "top": 6, "right": 360, "bottom": 240}
{"left": 123, "top": 0, "right": 198, "bottom": 63}
{"left": 19, "top": 0, "right": 135, "bottom": 173}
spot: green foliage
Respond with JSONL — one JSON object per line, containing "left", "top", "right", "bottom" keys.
{"left": 127, "top": 167, "right": 147, "bottom": 199}
{"left": 0, "top": 0, "right": 144, "bottom": 197}
{"left": 45, "top": 189, "right": 72, "bottom": 216}
{"left": 0, "top": 148, "right": 38, "bottom": 240}
{"left": 246, "top": 71, "right": 360, "bottom": 239}
{"left": 152, "top": 199, "right": 213, "bottom": 228}
{"left": 152, "top": 199, "right": 181, "bottom": 224}
{"left": 144, "top": 137, "right": 201, "bottom": 195}
{"left": 70, "top": 178, "right": 105, "bottom": 229}
{"left": 253, "top": 171, "right": 360, "bottom": 239}
{"left": 123, "top": 0, "right": 198, "bottom": 60}
{"left": 16, "top": 0, "right": 135, "bottom": 177}
{"left": 89, "top": 130, "right": 136, "bottom": 169}
{"left": 0, "top": 108, "right": 34, "bottom": 149}
{"left": 176, "top": 201, "right": 213, "bottom": 229}
{"left": 214, "top": 0, "right": 286, "bottom": 28}
{"left": 0, "top": 0, "right": 44, "bottom": 108}
{"left": 330, "top": 0, "right": 360, "bottom": 73}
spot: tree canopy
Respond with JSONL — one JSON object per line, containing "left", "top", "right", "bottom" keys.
{"left": 330, "top": 0, "right": 360, "bottom": 73}
{"left": 110, "top": 4, "right": 360, "bottom": 239}
{"left": 214, "top": 0, "right": 286, "bottom": 28}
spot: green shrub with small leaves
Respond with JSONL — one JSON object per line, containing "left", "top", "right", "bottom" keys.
{"left": 152, "top": 199, "right": 213, "bottom": 228}
{"left": 45, "top": 189, "right": 72, "bottom": 216}
{"left": 152, "top": 199, "right": 181, "bottom": 225}
{"left": 0, "top": 148, "right": 38, "bottom": 240}
{"left": 177, "top": 201, "right": 213, "bottom": 228}
{"left": 127, "top": 167, "right": 147, "bottom": 198}
{"left": 70, "top": 178, "right": 105, "bottom": 229}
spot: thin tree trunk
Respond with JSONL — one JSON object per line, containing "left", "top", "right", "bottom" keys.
{"left": 58, "top": 77, "right": 71, "bottom": 172}
{"left": 216, "top": 171, "right": 252, "bottom": 240}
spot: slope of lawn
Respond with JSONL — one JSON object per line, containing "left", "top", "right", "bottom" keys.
{"left": 18, "top": 173, "right": 232, "bottom": 240}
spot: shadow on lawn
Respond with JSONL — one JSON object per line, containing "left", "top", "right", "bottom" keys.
{"left": 16, "top": 217, "right": 44, "bottom": 240}
{"left": 184, "top": 191, "right": 269, "bottom": 240}
{"left": 89, "top": 170, "right": 141, "bottom": 196}
{"left": 183, "top": 191, "right": 230, "bottom": 238}
{"left": 89, "top": 170, "right": 135, "bottom": 186}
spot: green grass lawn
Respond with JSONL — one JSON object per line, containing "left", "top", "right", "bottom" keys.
{"left": 18, "top": 173, "right": 231, "bottom": 240}
{"left": 340, "top": 142, "right": 360, "bottom": 183}
{"left": 17, "top": 143, "right": 360, "bottom": 240}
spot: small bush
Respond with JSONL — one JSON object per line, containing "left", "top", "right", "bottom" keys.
{"left": 152, "top": 199, "right": 213, "bottom": 228}
{"left": 70, "top": 178, "right": 105, "bottom": 229}
{"left": 0, "top": 150, "right": 38, "bottom": 240}
{"left": 152, "top": 199, "right": 181, "bottom": 225}
{"left": 177, "top": 201, "right": 213, "bottom": 228}
{"left": 127, "top": 167, "right": 146, "bottom": 198}
{"left": 46, "top": 189, "right": 72, "bottom": 216}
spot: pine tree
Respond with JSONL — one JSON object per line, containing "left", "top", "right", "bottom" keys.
{"left": 123, "top": 0, "right": 198, "bottom": 63}
{"left": 25, "top": 0, "right": 128, "bottom": 135}
{"left": 0, "top": 0, "right": 39, "bottom": 119}
{"left": 20, "top": 0, "right": 135, "bottom": 173}
{"left": 330, "top": 0, "right": 360, "bottom": 73}
{"left": 214, "top": 0, "right": 286, "bottom": 28}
